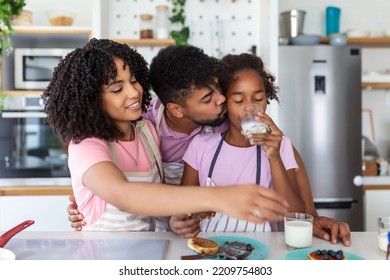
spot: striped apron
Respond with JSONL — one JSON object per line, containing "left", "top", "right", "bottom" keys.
{"left": 155, "top": 104, "right": 212, "bottom": 185}
{"left": 83, "top": 120, "right": 167, "bottom": 231}
{"left": 200, "top": 135, "right": 276, "bottom": 232}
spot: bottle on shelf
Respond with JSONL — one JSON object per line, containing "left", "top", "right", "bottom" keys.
{"left": 139, "top": 13, "right": 154, "bottom": 39}
{"left": 155, "top": 5, "right": 170, "bottom": 39}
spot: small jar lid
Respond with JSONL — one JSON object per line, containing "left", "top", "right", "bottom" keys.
{"left": 140, "top": 14, "right": 153, "bottom": 20}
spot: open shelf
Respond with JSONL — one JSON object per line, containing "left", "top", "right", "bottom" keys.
{"left": 12, "top": 26, "right": 92, "bottom": 38}
{"left": 111, "top": 38, "right": 175, "bottom": 47}
{"left": 2, "top": 90, "right": 43, "bottom": 95}
{"left": 321, "top": 36, "right": 390, "bottom": 47}
{"left": 362, "top": 83, "right": 390, "bottom": 89}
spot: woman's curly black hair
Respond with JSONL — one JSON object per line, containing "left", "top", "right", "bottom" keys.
{"left": 219, "top": 53, "right": 279, "bottom": 104}
{"left": 42, "top": 38, "right": 151, "bottom": 144}
{"left": 149, "top": 45, "right": 221, "bottom": 107}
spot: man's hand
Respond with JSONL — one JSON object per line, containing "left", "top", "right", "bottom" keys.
{"left": 67, "top": 195, "right": 86, "bottom": 231}
{"left": 169, "top": 214, "right": 201, "bottom": 238}
{"left": 313, "top": 216, "right": 351, "bottom": 247}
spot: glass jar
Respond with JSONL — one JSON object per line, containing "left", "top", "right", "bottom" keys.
{"left": 139, "top": 13, "right": 154, "bottom": 39}
{"left": 155, "top": 5, "right": 170, "bottom": 39}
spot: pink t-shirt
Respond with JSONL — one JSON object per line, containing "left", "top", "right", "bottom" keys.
{"left": 68, "top": 120, "right": 159, "bottom": 225}
{"left": 182, "top": 133, "right": 298, "bottom": 188}
{"left": 143, "top": 98, "right": 228, "bottom": 164}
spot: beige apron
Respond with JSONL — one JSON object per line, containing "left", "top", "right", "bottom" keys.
{"left": 83, "top": 120, "right": 167, "bottom": 231}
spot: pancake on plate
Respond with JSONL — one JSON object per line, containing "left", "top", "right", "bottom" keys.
{"left": 307, "top": 249, "right": 346, "bottom": 260}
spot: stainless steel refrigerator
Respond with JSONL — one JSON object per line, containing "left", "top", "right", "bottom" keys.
{"left": 278, "top": 45, "right": 363, "bottom": 230}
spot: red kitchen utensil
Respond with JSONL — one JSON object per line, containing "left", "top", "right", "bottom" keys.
{"left": 0, "top": 220, "right": 35, "bottom": 247}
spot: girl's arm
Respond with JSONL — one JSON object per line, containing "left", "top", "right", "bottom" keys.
{"left": 268, "top": 158, "right": 304, "bottom": 212}
{"left": 180, "top": 162, "right": 200, "bottom": 186}
{"left": 249, "top": 113, "right": 303, "bottom": 212}
{"left": 83, "top": 161, "right": 289, "bottom": 224}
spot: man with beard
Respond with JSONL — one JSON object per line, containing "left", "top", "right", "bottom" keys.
{"left": 143, "top": 45, "right": 228, "bottom": 185}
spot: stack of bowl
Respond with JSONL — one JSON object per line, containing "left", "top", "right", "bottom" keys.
{"left": 11, "top": 10, "right": 33, "bottom": 26}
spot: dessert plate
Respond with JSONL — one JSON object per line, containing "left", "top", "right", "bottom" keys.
{"left": 283, "top": 247, "right": 365, "bottom": 260}
{"left": 207, "top": 236, "right": 269, "bottom": 260}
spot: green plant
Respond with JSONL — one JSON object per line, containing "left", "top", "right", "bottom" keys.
{"left": 169, "top": 0, "right": 189, "bottom": 45}
{"left": 0, "top": 0, "right": 26, "bottom": 58}
{"left": 0, "top": 92, "right": 7, "bottom": 111}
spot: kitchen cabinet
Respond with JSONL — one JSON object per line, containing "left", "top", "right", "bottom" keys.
{"left": 0, "top": 195, "right": 72, "bottom": 231}
{"left": 363, "top": 177, "right": 390, "bottom": 231}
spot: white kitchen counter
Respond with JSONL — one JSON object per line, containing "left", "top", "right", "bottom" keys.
{"left": 1, "top": 231, "right": 385, "bottom": 260}
{"left": 0, "top": 177, "right": 71, "bottom": 187}
{"left": 363, "top": 176, "right": 390, "bottom": 186}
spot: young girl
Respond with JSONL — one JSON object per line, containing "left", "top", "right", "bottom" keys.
{"left": 177, "top": 53, "right": 303, "bottom": 233}
{"left": 42, "top": 39, "right": 289, "bottom": 231}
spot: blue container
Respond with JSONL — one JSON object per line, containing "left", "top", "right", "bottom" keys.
{"left": 326, "top": 6, "right": 341, "bottom": 36}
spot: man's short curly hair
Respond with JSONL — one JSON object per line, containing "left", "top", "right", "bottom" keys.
{"left": 42, "top": 38, "right": 151, "bottom": 143}
{"left": 219, "top": 53, "right": 279, "bottom": 103}
{"left": 149, "top": 45, "right": 220, "bottom": 107}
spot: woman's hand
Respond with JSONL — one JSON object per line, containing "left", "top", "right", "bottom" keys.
{"left": 67, "top": 195, "right": 86, "bottom": 231}
{"left": 214, "top": 184, "right": 289, "bottom": 224}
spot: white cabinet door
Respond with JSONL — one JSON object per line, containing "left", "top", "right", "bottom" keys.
{"left": 0, "top": 196, "right": 72, "bottom": 231}
{"left": 364, "top": 190, "right": 390, "bottom": 231}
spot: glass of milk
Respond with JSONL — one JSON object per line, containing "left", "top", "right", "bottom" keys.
{"left": 239, "top": 103, "right": 270, "bottom": 140}
{"left": 284, "top": 213, "right": 313, "bottom": 250}
{"left": 377, "top": 217, "right": 390, "bottom": 254}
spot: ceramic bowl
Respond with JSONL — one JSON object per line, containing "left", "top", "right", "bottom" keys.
{"left": 291, "top": 34, "right": 321, "bottom": 45}
{"left": 46, "top": 10, "right": 75, "bottom": 26}
{"left": 0, "top": 248, "right": 16, "bottom": 260}
{"left": 329, "top": 33, "right": 347, "bottom": 46}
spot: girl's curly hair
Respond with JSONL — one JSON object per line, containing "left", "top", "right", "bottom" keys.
{"left": 42, "top": 38, "right": 151, "bottom": 144}
{"left": 149, "top": 45, "right": 221, "bottom": 107}
{"left": 219, "top": 53, "right": 279, "bottom": 104}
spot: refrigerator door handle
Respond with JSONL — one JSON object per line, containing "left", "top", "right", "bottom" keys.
{"left": 314, "top": 200, "right": 359, "bottom": 210}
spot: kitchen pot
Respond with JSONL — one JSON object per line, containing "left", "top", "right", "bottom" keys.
{"left": 280, "top": 9, "right": 306, "bottom": 38}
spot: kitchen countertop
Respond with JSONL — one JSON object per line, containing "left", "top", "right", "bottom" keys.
{"left": 0, "top": 178, "right": 71, "bottom": 187}
{"left": 0, "top": 178, "right": 72, "bottom": 196}
{"left": 1, "top": 231, "right": 385, "bottom": 260}
{"left": 363, "top": 176, "right": 390, "bottom": 191}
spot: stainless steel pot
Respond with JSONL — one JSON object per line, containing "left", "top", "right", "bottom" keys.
{"left": 280, "top": 9, "right": 306, "bottom": 38}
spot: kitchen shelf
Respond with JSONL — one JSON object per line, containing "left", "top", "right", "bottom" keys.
{"left": 362, "top": 83, "right": 390, "bottom": 89}
{"left": 2, "top": 90, "right": 43, "bottom": 95}
{"left": 112, "top": 38, "right": 175, "bottom": 47}
{"left": 12, "top": 26, "right": 92, "bottom": 38}
{"left": 362, "top": 74, "right": 390, "bottom": 89}
{"left": 321, "top": 36, "right": 390, "bottom": 47}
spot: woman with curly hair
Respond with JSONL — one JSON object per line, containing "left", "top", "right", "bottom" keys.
{"left": 175, "top": 53, "right": 304, "bottom": 234}
{"left": 43, "top": 39, "right": 289, "bottom": 231}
